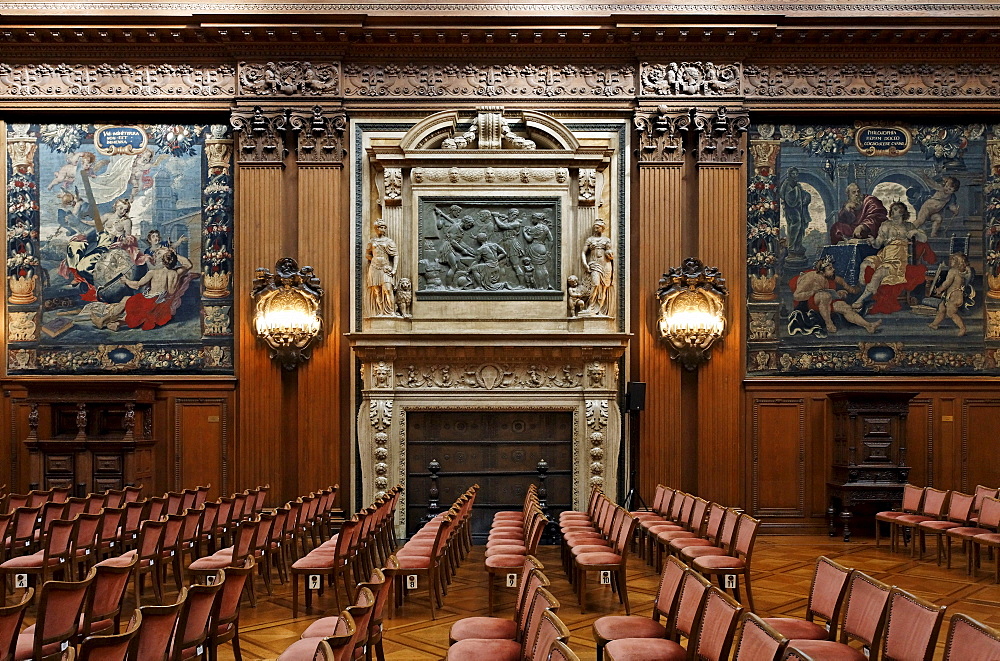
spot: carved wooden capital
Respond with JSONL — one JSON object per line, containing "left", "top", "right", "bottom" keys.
{"left": 238, "top": 61, "right": 340, "bottom": 97}
{"left": 287, "top": 106, "right": 347, "bottom": 163}
{"left": 230, "top": 106, "right": 291, "bottom": 164}
{"left": 634, "top": 107, "right": 693, "bottom": 163}
{"left": 693, "top": 107, "right": 749, "bottom": 163}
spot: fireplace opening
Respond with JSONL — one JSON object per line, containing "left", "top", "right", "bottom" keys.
{"left": 405, "top": 410, "right": 573, "bottom": 543}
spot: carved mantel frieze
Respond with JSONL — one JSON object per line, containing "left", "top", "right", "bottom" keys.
{"left": 640, "top": 61, "right": 742, "bottom": 97}
{"left": 238, "top": 61, "right": 340, "bottom": 97}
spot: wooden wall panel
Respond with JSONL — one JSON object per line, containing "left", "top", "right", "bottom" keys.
{"left": 963, "top": 399, "right": 1000, "bottom": 492}
{"left": 297, "top": 163, "right": 347, "bottom": 503}
{"left": 904, "top": 398, "right": 934, "bottom": 489}
{"left": 750, "top": 398, "right": 805, "bottom": 518}
{"left": 234, "top": 164, "right": 286, "bottom": 502}
{"left": 173, "top": 399, "right": 227, "bottom": 499}
{"left": 635, "top": 163, "right": 685, "bottom": 500}
{"left": 697, "top": 162, "right": 746, "bottom": 507}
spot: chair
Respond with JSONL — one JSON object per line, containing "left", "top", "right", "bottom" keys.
{"left": 170, "top": 571, "right": 225, "bottom": 661}
{"left": 0, "top": 588, "right": 33, "bottom": 661}
{"left": 574, "top": 508, "right": 638, "bottom": 614}
{"left": 2, "top": 495, "right": 30, "bottom": 517}
{"left": 164, "top": 492, "right": 184, "bottom": 517}
{"left": 128, "top": 589, "right": 187, "bottom": 661}
{"left": 527, "top": 610, "right": 571, "bottom": 661}
{"left": 451, "top": 557, "right": 545, "bottom": 645}
{"left": 35, "top": 501, "right": 68, "bottom": 547}
{"left": 0, "top": 517, "right": 76, "bottom": 603}
{"left": 79, "top": 553, "right": 139, "bottom": 643}
{"left": 95, "top": 507, "right": 125, "bottom": 561}
{"left": 548, "top": 640, "right": 581, "bottom": 661}
{"left": 276, "top": 612, "right": 355, "bottom": 661}
{"left": 206, "top": 556, "right": 255, "bottom": 661}
{"left": 875, "top": 484, "right": 924, "bottom": 549}
{"left": 77, "top": 611, "right": 141, "bottom": 661}
{"left": 952, "top": 496, "right": 1000, "bottom": 574}
{"left": 395, "top": 513, "right": 453, "bottom": 619}
{"left": 692, "top": 513, "right": 761, "bottom": 611}
{"left": 156, "top": 513, "right": 186, "bottom": 593}
{"left": 880, "top": 587, "right": 946, "bottom": 661}
{"left": 175, "top": 508, "right": 205, "bottom": 573}
{"left": 942, "top": 613, "right": 1000, "bottom": 660}
{"left": 128, "top": 519, "right": 166, "bottom": 606}
{"left": 193, "top": 486, "right": 211, "bottom": 509}
{"left": 119, "top": 502, "right": 148, "bottom": 552}
{"left": 71, "top": 511, "right": 105, "bottom": 578}
{"left": 49, "top": 488, "right": 71, "bottom": 504}
{"left": 102, "top": 490, "right": 125, "bottom": 510}
{"left": 593, "top": 555, "right": 686, "bottom": 661}
{"left": 122, "top": 485, "right": 143, "bottom": 503}
{"left": 733, "top": 613, "right": 790, "bottom": 661}
{"left": 446, "top": 585, "right": 559, "bottom": 661}
{"left": 783, "top": 571, "right": 891, "bottom": 661}
{"left": 287, "top": 587, "right": 375, "bottom": 661}
{"left": 7, "top": 506, "right": 42, "bottom": 557}
{"left": 15, "top": 568, "right": 96, "bottom": 661}
{"left": 917, "top": 490, "right": 975, "bottom": 564}
{"left": 763, "top": 556, "right": 852, "bottom": 642}
{"left": 486, "top": 511, "right": 548, "bottom": 614}
{"left": 602, "top": 571, "right": 712, "bottom": 661}
{"left": 893, "top": 487, "right": 950, "bottom": 557}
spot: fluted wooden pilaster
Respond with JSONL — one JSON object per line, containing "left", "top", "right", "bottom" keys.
{"left": 636, "top": 163, "right": 686, "bottom": 500}
{"left": 697, "top": 161, "right": 746, "bottom": 507}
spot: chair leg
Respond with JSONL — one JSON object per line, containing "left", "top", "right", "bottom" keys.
{"left": 618, "top": 566, "right": 630, "bottom": 615}
{"left": 487, "top": 572, "right": 495, "bottom": 615}
{"left": 292, "top": 572, "right": 299, "bottom": 619}
{"left": 579, "top": 569, "right": 587, "bottom": 614}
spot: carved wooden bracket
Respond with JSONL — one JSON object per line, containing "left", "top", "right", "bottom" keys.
{"left": 230, "top": 106, "right": 291, "bottom": 164}
{"left": 634, "top": 106, "right": 694, "bottom": 163}
{"left": 287, "top": 106, "right": 348, "bottom": 163}
{"left": 693, "top": 107, "right": 749, "bottom": 163}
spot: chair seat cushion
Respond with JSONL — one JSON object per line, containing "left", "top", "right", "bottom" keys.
{"left": 485, "top": 554, "right": 527, "bottom": 570}
{"left": 787, "top": 639, "right": 868, "bottom": 661}
{"left": 604, "top": 637, "right": 686, "bottom": 661}
{"left": 894, "top": 514, "right": 933, "bottom": 525}
{"left": 291, "top": 555, "right": 335, "bottom": 570}
{"left": 396, "top": 555, "right": 431, "bottom": 569}
{"left": 655, "top": 530, "right": 696, "bottom": 543}
{"left": 15, "top": 628, "right": 65, "bottom": 661}
{"left": 575, "top": 551, "right": 622, "bottom": 566}
{"left": 446, "top": 638, "right": 520, "bottom": 661}
{"left": 301, "top": 616, "right": 341, "bottom": 638}
{"left": 874, "top": 511, "right": 909, "bottom": 520}
{"left": 918, "top": 520, "right": 961, "bottom": 532}
{"left": 571, "top": 544, "right": 612, "bottom": 556}
{"left": 593, "top": 615, "right": 667, "bottom": 642}
{"left": 276, "top": 637, "right": 322, "bottom": 661}
{"left": 485, "top": 545, "right": 527, "bottom": 557}
{"left": 973, "top": 532, "right": 1000, "bottom": 545}
{"left": 449, "top": 617, "right": 517, "bottom": 642}
{"left": 645, "top": 524, "right": 684, "bottom": 534}
{"left": 693, "top": 556, "right": 745, "bottom": 571}
{"left": 0, "top": 552, "right": 51, "bottom": 569}
{"left": 947, "top": 526, "right": 988, "bottom": 539}
{"left": 763, "top": 617, "right": 829, "bottom": 641}
{"left": 681, "top": 546, "right": 725, "bottom": 560}
{"left": 189, "top": 555, "right": 232, "bottom": 570}
{"left": 670, "top": 538, "right": 713, "bottom": 552}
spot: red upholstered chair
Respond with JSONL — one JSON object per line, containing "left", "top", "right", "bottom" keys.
{"left": 917, "top": 490, "right": 975, "bottom": 564}
{"left": 276, "top": 612, "right": 355, "bottom": 661}
{"left": 85, "top": 494, "right": 106, "bottom": 515}
{"left": 79, "top": 553, "right": 139, "bottom": 643}
{"left": 651, "top": 497, "right": 709, "bottom": 571}
{"left": 49, "top": 488, "right": 71, "bottom": 505}
{"left": 252, "top": 485, "right": 270, "bottom": 519}
{"left": 283, "top": 587, "right": 374, "bottom": 661}
{"left": 15, "top": 567, "right": 96, "bottom": 661}
{"left": 128, "top": 589, "right": 187, "bottom": 661}
{"left": 942, "top": 613, "right": 1000, "bottom": 660}
{"left": 527, "top": 610, "right": 571, "bottom": 661}
{"left": 0, "top": 517, "right": 76, "bottom": 603}
{"left": 64, "top": 499, "right": 88, "bottom": 524}
{"left": 784, "top": 571, "right": 891, "bottom": 661}
{"left": 763, "top": 556, "right": 853, "bottom": 642}
{"left": 446, "top": 585, "right": 559, "bottom": 661}
{"left": 193, "top": 486, "right": 211, "bottom": 510}
{"left": 77, "top": 611, "right": 141, "bottom": 661}
{"left": 128, "top": 519, "right": 166, "bottom": 606}
{"left": 782, "top": 648, "right": 817, "bottom": 661}
{"left": 395, "top": 513, "right": 454, "bottom": 619}
{"left": 119, "top": 502, "right": 147, "bottom": 553}
{"left": 951, "top": 496, "right": 1000, "bottom": 573}
{"left": 195, "top": 502, "right": 220, "bottom": 558}
{"left": 157, "top": 513, "right": 186, "bottom": 593}
{"left": 602, "top": 572, "right": 713, "bottom": 661}
{"left": 7, "top": 506, "right": 42, "bottom": 557}
{"left": 733, "top": 613, "right": 790, "bottom": 661}
{"left": 290, "top": 518, "right": 357, "bottom": 618}
{"left": 592, "top": 555, "right": 687, "bottom": 661}
{"left": 0, "top": 588, "right": 33, "bottom": 661}
{"left": 264, "top": 505, "right": 290, "bottom": 586}
{"left": 175, "top": 508, "right": 206, "bottom": 575}
{"left": 102, "top": 490, "right": 125, "bottom": 510}
{"left": 548, "top": 640, "right": 581, "bottom": 661}
{"left": 894, "top": 487, "right": 950, "bottom": 557}
{"left": 968, "top": 485, "right": 999, "bottom": 524}
{"left": 72, "top": 511, "right": 106, "bottom": 578}
{"left": 122, "top": 486, "right": 143, "bottom": 504}
{"left": 187, "top": 518, "right": 259, "bottom": 585}
{"left": 486, "top": 512, "right": 548, "bottom": 615}
{"left": 3, "top": 495, "right": 30, "bottom": 516}
{"left": 574, "top": 508, "right": 639, "bottom": 614}
{"left": 875, "top": 484, "right": 924, "bottom": 549}
{"left": 34, "top": 502, "right": 68, "bottom": 547}
{"left": 170, "top": 571, "right": 224, "bottom": 661}
{"left": 668, "top": 502, "right": 726, "bottom": 559}
{"left": 95, "top": 507, "right": 125, "bottom": 561}
{"left": 179, "top": 490, "right": 197, "bottom": 514}
{"left": 164, "top": 492, "right": 184, "bottom": 517}
{"left": 968, "top": 497, "right": 1000, "bottom": 581}
{"left": 691, "top": 513, "right": 761, "bottom": 611}
{"left": 450, "top": 557, "right": 545, "bottom": 645}
{"left": 880, "top": 587, "right": 946, "bottom": 661}
{"left": 206, "top": 556, "right": 255, "bottom": 661}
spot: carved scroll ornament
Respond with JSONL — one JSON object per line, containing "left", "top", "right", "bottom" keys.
{"left": 634, "top": 107, "right": 693, "bottom": 163}
{"left": 0, "top": 63, "right": 236, "bottom": 98}
{"left": 640, "top": 61, "right": 741, "bottom": 96}
{"left": 286, "top": 106, "right": 347, "bottom": 163}
{"left": 239, "top": 61, "right": 340, "bottom": 96}
{"left": 693, "top": 107, "right": 749, "bottom": 163}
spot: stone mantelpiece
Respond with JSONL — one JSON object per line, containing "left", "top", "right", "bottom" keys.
{"left": 350, "top": 334, "right": 627, "bottom": 534}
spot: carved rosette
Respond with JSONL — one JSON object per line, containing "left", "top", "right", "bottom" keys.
{"left": 230, "top": 106, "right": 291, "bottom": 164}
{"left": 342, "top": 62, "right": 634, "bottom": 98}
{"left": 287, "top": 106, "right": 347, "bottom": 163}
{"left": 634, "top": 107, "right": 692, "bottom": 163}
{"left": 640, "top": 61, "right": 742, "bottom": 97}
{"left": 693, "top": 107, "right": 749, "bottom": 163}
{"left": 239, "top": 61, "right": 340, "bottom": 97}
{"left": 586, "top": 399, "right": 609, "bottom": 489}
{"left": 0, "top": 63, "right": 235, "bottom": 99}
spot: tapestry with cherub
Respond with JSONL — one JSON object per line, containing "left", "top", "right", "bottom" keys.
{"left": 5, "top": 123, "right": 234, "bottom": 374}
{"left": 746, "top": 121, "right": 1000, "bottom": 375}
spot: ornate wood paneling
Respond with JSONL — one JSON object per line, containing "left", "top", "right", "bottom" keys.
{"left": 962, "top": 398, "right": 1000, "bottom": 492}
{"left": 750, "top": 398, "right": 806, "bottom": 518}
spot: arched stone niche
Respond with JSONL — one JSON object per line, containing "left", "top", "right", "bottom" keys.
{"left": 351, "top": 107, "right": 627, "bottom": 534}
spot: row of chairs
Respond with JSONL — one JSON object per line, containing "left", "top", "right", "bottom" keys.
{"left": 560, "top": 489, "right": 639, "bottom": 614}
{"left": 448, "top": 556, "right": 579, "bottom": 661}
{"left": 0, "top": 554, "right": 252, "bottom": 661}
{"left": 288, "top": 485, "right": 399, "bottom": 617}
{"left": 876, "top": 484, "right": 1000, "bottom": 580}
{"left": 633, "top": 484, "right": 761, "bottom": 611}
{"left": 486, "top": 485, "right": 548, "bottom": 613}
{"left": 394, "top": 485, "right": 478, "bottom": 619}
{"left": 276, "top": 554, "right": 398, "bottom": 661}
{"left": 2, "top": 485, "right": 144, "bottom": 516}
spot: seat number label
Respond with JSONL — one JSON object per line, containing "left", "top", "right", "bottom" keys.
{"left": 406, "top": 575, "right": 418, "bottom": 589}
{"left": 506, "top": 573, "right": 517, "bottom": 588}
{"left": 725, "top": 574, "right": 737, "bottom": 589}
{"left": 600, "top": 571, "right": 611, "bottom": 585}
{"left": 309, "top": 574, "right": 321, "bottom": 590}
{"left": 15, "top": 574, "right": 27, "bottom": 588}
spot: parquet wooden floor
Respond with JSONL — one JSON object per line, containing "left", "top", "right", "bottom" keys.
{"left": 27, "top": 534, "right": 1000, "bottom": 660}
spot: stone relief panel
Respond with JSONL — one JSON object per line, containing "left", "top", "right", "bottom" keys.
{"left": 416, "top": 198, "right": 561, "bottom": 298}
{"left": 0, "top": 63, "right": 235, "bottom": 98}
{"left": 342, "top": 62, "right": 635, "bottom": 98}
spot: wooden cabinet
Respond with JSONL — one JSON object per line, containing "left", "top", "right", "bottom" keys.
{"left": 826, "top": 392, "right": 916, "bottom": 542}
{"left": 23, "top": 383, "right": 157, "bottom": 493}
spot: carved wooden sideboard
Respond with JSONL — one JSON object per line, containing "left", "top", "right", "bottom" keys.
{"left": 22, "top": 383, "right": 158, "bottom": 494}
{"left": 826, "top": 391, "right": 916, "bottom": 542}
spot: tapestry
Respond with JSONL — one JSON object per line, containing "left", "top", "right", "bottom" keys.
{"left": 5, "top": 123, "right": 234, "bottom": 374}
{"left": 746, "top": 121, "right": 1000, "bottom": 375}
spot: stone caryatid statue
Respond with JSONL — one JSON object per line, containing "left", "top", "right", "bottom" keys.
{"left": 366, "top": 218, "right": 399, "bottom": 317}
{"left": 581, "top": 218, "right": 614, "bottom": 316}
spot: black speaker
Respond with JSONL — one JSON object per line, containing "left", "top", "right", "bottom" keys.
{"left": 626, "top": 381, "right": 646, "bottom": 411}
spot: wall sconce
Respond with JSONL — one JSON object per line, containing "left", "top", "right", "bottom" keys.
{"left": 251, "top": 258, "right": 323, "bottom": 371}
{"left": 656, "top": 257, "right": 728, "bottom": 371}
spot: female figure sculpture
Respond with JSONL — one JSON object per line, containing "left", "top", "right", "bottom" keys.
{"left": 582, "top": 218, "right": 614, "bottom": 316}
